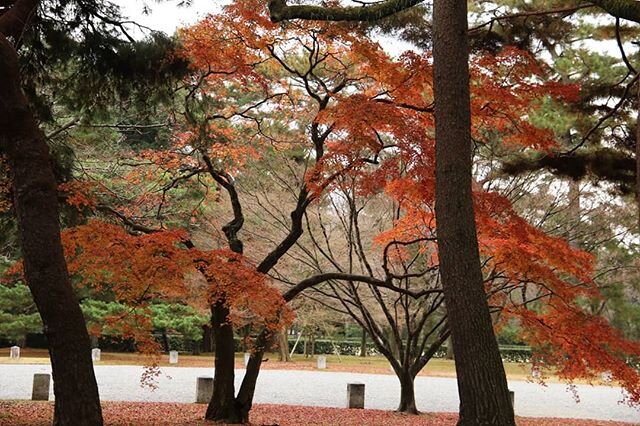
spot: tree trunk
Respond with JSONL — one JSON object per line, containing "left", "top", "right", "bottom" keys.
{"left": 205, "top": 301, "right": 240, "bottom": 423}
{"left": 191, "top": 339, "right": 200, "bottom": 355}
{"left": 636, "top": 81, "right": 640, "bottom": 229}
{"left": 0, "top": 35, "right": 103, "bottom": 426}
{"left": 397, "top": 369, "right": 419, "bottom": 414}
{"left": 234, "top": 331, "right": 269, "bottom": 423}
{"left": 432, "top": 2, "right": 515, "bottom": 425}
{"left": 360, "top": 330, "right": 367, "bottom": 357}
{"left": 202, "top": 325, "right": 213, "bottom": 353}
{"left": 161, "top": 329, "right": 170, "bottom": 352}
{"left": 278, "top": 328, "right": 290, "bottom": 362}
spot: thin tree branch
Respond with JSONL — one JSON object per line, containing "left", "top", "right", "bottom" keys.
{"left": 283, "top": 272, "right": 441, "bottom": 302}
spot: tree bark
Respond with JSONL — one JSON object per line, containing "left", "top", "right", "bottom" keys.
{"left": 310, "top": 334, "right": 316, "bottom": 356}
{"left": 278, "top": 328, "right": 291, "bottom": 362}
{"left": 234, "top": 332, "right": 268, "bottom": 423}
{"left": 205, "top": 301, "right": 240, "bottom": 423}
{"left": 590, "top": 0, "right": 640, "bottom": 23}
{"left": 269, "top": 0, "right": 425, "bottom": 22}
{"left": 0, "top": 34, "right": 103, "bottom": 426}
{"left": 636, "top": 82, "right": 640, "bottom": 229}
{"left": 432, "top": 1, "right": 515, "bottom": 425}
{"left": 161, "top": 329, "right": 170, "bottom": 352}
{"left": 360, "top": 330, "right": 367, "bottom": 357}
{"left": 397, "top": 369, "right": 419, "bottom": 414}
{"left": 200, "top": 164, "right": 245, "bottom": 422}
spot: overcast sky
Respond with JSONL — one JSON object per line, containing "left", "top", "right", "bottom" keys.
{"left": 115, "top": 0, "right": 224, "bottom": 35}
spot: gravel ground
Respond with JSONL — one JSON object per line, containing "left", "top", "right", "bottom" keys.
{"left": 1, "top": 364, "right": 638, "bottom": 423}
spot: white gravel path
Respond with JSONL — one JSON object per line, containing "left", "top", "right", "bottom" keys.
{"left": 1, "top": 364, "right": 639, "bottom": 423}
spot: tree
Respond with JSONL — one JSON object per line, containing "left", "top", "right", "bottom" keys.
{"left": 150, "top": 303, "right": 208, "bottom": 354}
{"left": 0, "top": 0, "right": 190, "bottom": 422}
{"left": 463, "top": 1, "right": 640, "bottom": 226}
{"left": 293, "top": 186, "right": 446, "bottom": 414}
{"left": 465, "top": 0, "right": 640, "bottom": 351}
{"left": 432, "top": 1, "right": 515, "bottom": 423}
{"left": 0, "top": 1, "right": 103, "bottom": 424}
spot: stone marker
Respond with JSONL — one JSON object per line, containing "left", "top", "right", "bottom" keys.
{"left": 244, "top": 352, "right": 251, "bottom": 367}
{"left": 347, "top": 383, "right": 365, "bottom": 409}
{"left": 169, "top": 350, "right": 179, "bottom": 364}
{"left": 509, "top": 390, "right": 514, "bottom": 407}
{"left": 9, "top": 346, "right": 19, "bottom": 360}
{"left": 196, "top": 376, "right": 214, "bottom": 403}
{"left": 92, "top": 348, "right": 101, "bottom": 362}
{"left": 317, "top": 355, "right": 327, "bottom": 369}
{"left": 531, "top": 367, "right": 542, "bottom": 379}
{"left": 32, "top": 374, "right": 50, "bottom": 401}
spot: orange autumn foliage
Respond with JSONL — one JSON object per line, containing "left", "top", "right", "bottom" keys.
{"left": 5, "top": 220, "right": 291, "bottom": 351}
{"left": 189, "top": 248, "right": 294, "bottom": 332}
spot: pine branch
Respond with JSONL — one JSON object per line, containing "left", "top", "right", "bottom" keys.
{"left": 591, "top": 0, "right": 640, "bottom": 24}
{"left": 268, "top": 0, "right": 425, "bottom": 23}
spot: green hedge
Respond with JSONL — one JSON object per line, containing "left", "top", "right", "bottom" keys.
{"left": 285, "top": 339, "right": 531, "bottom": 362}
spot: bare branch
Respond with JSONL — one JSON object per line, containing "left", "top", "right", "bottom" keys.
{"left": 283, "top": 272, "right": 441, "bottom": 302}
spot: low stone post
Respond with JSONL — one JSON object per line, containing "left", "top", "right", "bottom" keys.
{"left": 196, "top": 376, "right": 214, "bottom": 403}
{"left": 317, "top": 355, "right": 327, "bottom": 369}
{"left": 531, "top": 367, "right": 542, "bottom": 379}
{"left": 91, "top": 348, "right": 101, "bottom": 362}
{"left": 509, "top": 389, "right": 514, "bottom": 408}
{"left": 347, "top": 383, "right": 365, "bottom": 409}
{"left": 32, "top": 374, "right": 50, "bottom": 401}
{"left": 244, "top": 352, "right": 250, "bottom": 367}
{"left": 10, "top": 346, "right": 20, "bottom": 360}
{"left": 169, "top": 350, "right": 179, "bottom": 364}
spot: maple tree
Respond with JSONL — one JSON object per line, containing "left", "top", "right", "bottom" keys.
{"left": 157, "top": 4, "right": 403, "bottom": 421}
{"left": 57, "top": 217, "right": 291, "bottom": 362}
